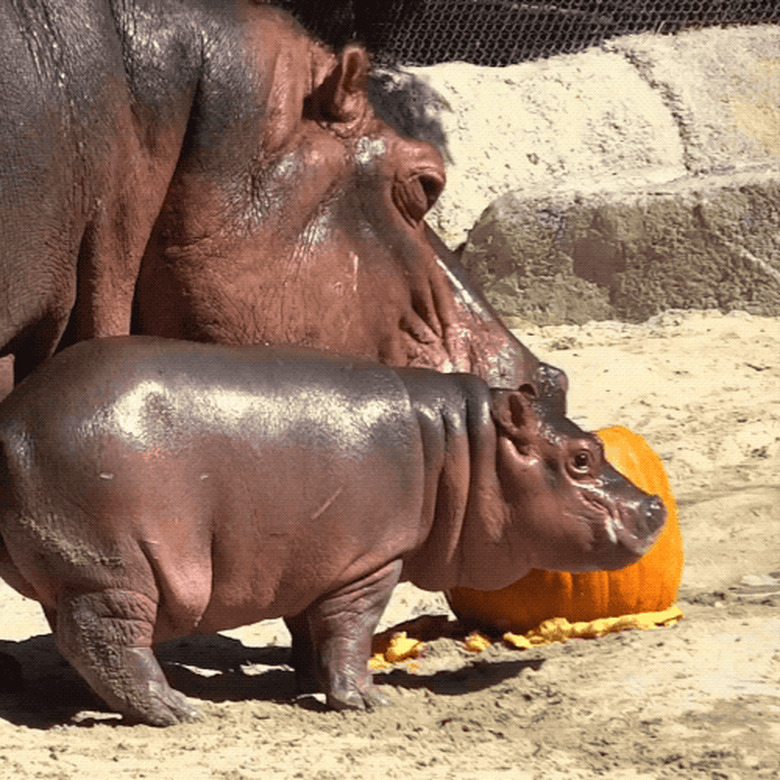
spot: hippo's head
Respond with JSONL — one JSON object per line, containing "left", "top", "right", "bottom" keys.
{"left": 488, "top": 386, "right": 666, "bottom": 579}
{"left": 134, "top": 7, "right": 542, "bottom": 389}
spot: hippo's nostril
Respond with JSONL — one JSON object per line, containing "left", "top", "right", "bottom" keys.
{"left": 645, "top": 495, "right": 667, "bottom": 534}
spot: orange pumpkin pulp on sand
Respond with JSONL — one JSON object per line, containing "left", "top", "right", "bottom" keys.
{"left": 449, "top": 426, "right": 684, "bottom": 633}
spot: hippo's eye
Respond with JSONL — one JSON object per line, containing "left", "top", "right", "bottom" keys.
{"left": 568, "top": 448, "right": 594, "bottom": 477}
{"left": 393, "top": 169, "right": 445, "bottom": 225}
{"left": 418, "top": 171, "right": 445, "bottom": 211}
{"left": 406, "top": 178, "right": 430, "bottom": 222}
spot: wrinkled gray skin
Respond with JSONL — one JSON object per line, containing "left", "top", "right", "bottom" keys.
{"left": 0, "top": 337, "right": 665, "bottom": 725}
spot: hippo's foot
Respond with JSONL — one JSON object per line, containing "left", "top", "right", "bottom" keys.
{"left": 326, "top": 675, "right": 391, "bottom": 711}
{"left": 304, "top": 560, "right": 402, "bottom": 711}
{"left": 55, "top": 589, "right": 199, "bottom": 726}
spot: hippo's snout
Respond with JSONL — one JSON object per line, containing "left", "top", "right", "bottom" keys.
{"left": 626, "top": 494, "right": 667, "bottom": 556}
{"left": 645, "top": 495, "right": 667, "bottom": 535}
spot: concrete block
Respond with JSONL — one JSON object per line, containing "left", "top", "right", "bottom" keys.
{"left": 461, "top": 168, "right": 780, "bottom": 325}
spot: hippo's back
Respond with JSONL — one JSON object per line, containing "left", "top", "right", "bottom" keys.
{"left": 1, "top": 336, "right": 421, "bottom": 462}
{"left": 0, "top": 337, "right": 427, "bottom": 542}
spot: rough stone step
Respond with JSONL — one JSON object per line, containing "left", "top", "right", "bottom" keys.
{"left": 461, "top": 166, "right": 780, "bottom": 325}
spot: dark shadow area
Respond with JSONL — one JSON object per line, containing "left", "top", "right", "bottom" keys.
{"left": 155, "top": 634, "right": 292, "bottom": 672}
{"left": 376, "top": 656, "right": 544, "bottom": 697}
{"left": 376, "top": 613, "right": 464, "bottom": 640}
{"left": 155, "top": 635, "right": 297, "bottom": 706}
{"left": 0, "top": 617, "right": 545, "bottom": 728}
{"left": 0, "top": 635, "right": 103, "bottom": 729}
{"left": 0, "top": 633, "right": 298, "bottom": 729}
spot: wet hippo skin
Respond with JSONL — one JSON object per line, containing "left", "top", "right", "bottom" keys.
{"left": 0, "top": 337, "right": 665, "bottom": 725}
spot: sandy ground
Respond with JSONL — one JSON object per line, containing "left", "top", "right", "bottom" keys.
{"left": 0, "top": 309, "right": 778, "bottom": 779}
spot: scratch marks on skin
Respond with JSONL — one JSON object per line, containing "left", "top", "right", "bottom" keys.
{"left": 351, "top": 252, "right": 359, "bottom": 292}
{"left": 435, "top": 257, "right": 490, "bottom": 321}
{"left": 580, "top": 488, "right": 620, "bottom": 547}
{"left": 432, "top": 253, "right": 531, "bottom": 384}
{"left": 311, "top": 487, "right": 343, "bottom": 521}
{"left": 298, "top": 208, "right": 332, "bottom": 251}
{"left": 328, "top": 252, "right": 359, "bottom": 298}
{"left": 604, "top": 508, "right": 619, "bottom": 545}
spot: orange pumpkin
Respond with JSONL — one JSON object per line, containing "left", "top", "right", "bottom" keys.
{"left": 449, "top": 426, "right": 684, "bottom": 633}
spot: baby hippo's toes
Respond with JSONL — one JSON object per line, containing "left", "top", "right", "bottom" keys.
{"left": 362, "top": 684, "right": 391, "bottom": 709}
{"left": 326, "top": 681, "right": 391, "bottom": 711}
{"left": 139, "top": 684, "right": 200, "bottom": 727}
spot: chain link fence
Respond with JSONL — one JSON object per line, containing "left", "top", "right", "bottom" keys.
{"left": 273, "top": 0, "right": 780, "bottom": 65}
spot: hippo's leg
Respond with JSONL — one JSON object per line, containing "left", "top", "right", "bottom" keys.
{"left": 284, "top": 613, "right": 318, "bottom": 694}
{"left": 306, "top": 560, "right": 402, "bottom": 711}
{"left": 55, "top": 589, "right": 199, "bottom": 726}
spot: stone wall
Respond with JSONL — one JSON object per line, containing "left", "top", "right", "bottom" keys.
{"left": 398, "top": 25, "right": 780, "bottom": 323}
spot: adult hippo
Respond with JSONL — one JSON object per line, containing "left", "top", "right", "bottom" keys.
{"left": 0, "top": 336, "right": 665, "bottom": 724}
{"left": 0, "top": 0, "right": 551, "bottom": 396}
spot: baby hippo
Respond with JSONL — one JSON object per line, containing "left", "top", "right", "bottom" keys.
{"left": 0, "top": 337, "right": 665, "bottom": 725}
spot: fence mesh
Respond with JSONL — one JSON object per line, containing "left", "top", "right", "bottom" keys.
{"left": 273, "top": 0, "right": 780, "bottom": 65}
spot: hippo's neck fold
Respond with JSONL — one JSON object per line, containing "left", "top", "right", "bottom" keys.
{"left": 401, "top": 372, "right": 521, "bottom": 591}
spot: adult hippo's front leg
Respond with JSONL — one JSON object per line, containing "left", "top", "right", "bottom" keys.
{"left": 54, "top": 589, "right": 199, "bottom": 726}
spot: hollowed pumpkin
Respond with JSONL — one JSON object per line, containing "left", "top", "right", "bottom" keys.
{"left": 449, "top": 425, "right": 684, "bottom": 633}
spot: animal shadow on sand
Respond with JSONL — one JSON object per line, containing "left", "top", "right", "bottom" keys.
{"left": 0, "top": 618, "right": 544, "bottom": 728}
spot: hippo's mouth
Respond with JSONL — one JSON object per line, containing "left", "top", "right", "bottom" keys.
{"left": 605, "top": 499, "right": 666, "bottom": 557}
{"left": 605, "top": 512, "right": 656, "bottom": 556}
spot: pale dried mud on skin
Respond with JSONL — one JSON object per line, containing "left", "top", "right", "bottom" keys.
{"left": 1, "top": 310, "right": 779, "bottom": 779}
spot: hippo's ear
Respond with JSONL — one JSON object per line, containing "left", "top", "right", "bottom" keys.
{"left": 490, "top": 386, "right": 536, "bottom": 442}
{"left": 320, "top": 44, "right": 370, "bottom": 124}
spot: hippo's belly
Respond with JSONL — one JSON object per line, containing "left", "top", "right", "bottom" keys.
{"left": 187, "top": 435, "right": 427, "bottom": 635}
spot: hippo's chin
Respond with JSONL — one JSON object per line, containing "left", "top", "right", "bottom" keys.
{"left": 605, "top": 510, "right": 664, "bottom": 561}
